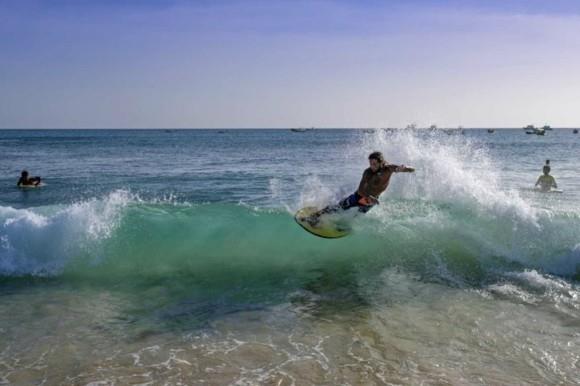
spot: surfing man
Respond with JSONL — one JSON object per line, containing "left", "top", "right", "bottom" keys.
{"left": 311, "top": 151, "right": 414, "bottom": 222}
{"left": 535, "top": 163, "right": 557, "bottom": 192}
{"left": 17, "top": 170, "right": 42, "bottom": 187}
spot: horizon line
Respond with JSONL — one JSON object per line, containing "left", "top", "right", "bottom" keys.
{"left": 1, "top": 127, "right": 580, "bottom": 130}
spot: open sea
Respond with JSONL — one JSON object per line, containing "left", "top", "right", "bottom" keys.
{"left": 1, "top": 128, "right": 579, "bottom": 385}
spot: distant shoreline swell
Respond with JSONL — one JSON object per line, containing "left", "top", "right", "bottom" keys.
{"left": 1, "top": 190, "right": 578, "bottom": 281}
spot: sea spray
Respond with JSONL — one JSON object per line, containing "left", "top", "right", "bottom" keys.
{"left": 0, "top": 190, "right": 131, "bottom": 276}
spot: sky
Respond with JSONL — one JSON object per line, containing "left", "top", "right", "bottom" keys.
{"left": 1, "top": 0, "right": 580, "bottom": 128}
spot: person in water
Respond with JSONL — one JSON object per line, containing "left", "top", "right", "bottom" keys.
{"left": 535, "top": 163, "right": 557, "bottom": 192}
{"left": 17, "top": 170, "right": 42, "bottom": 187}
{"left": 311, "top": 151, "right": 415, "bottom": 223}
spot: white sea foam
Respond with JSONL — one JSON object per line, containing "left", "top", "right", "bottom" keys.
{"left": 293, "top": 129, "right": 541, "bottom": 222}
{"left": 361, "top": 130, "right": 539, "bottom": 221}
{"left": 297, "top": 175, "right": 340, "bottom": 210}
{"left": 0, "top": 190, "right": 132, "bottom": 276}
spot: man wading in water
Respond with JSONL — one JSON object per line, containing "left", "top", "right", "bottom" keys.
{"left": 535, "top": 160, "right": 558, "bottom": 192}
{"left": 309, "top": 151, "right": 415, "bottom": 224}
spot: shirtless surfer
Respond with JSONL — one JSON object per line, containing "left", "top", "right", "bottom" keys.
{"left": 535, "top": 161, "right": 557, "bottom": 192}
{"left": 17, "top": 170, "right": 42, "bottom": 187}
{"left": 310, "top": 151, "right": 414, "bottom": 223}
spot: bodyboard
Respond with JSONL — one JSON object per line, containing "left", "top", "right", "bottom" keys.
{"left": 17, "top": 183, "right": 44, "bottom": 189}
{"left": 294, "top": 207, "right": 351, "bottom": 239}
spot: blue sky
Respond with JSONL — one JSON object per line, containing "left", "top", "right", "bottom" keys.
{"left": 1, "top": 0, "right": 579, "bottom": 128}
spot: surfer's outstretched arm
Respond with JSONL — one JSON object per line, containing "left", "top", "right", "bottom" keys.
{"left": 396, "top": 165, "right": 415, "bottom": 172}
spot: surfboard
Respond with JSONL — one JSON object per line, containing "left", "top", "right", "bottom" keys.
{"left": 294, "top": 207, "right": 351, "bottom": 239}
{"left": 17, "top": 183, "right": 44, "bottom": 189}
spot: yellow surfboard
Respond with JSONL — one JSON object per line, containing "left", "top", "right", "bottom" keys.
{"left": 294, "top": 207, "right": 351, "bottom": 239}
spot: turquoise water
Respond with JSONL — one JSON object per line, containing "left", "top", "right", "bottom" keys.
{"left": 1, "top": 129, "right": 579, "bottom": 384}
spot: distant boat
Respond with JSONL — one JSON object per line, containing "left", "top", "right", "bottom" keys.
{"left": 290, "top": 128, "right": 307, "bottom": 132}
{"left": 527, "top": 129, "right": 545, "bottom": 135}
{"left": 524, "top": 125, "right": 545, "bottom": 135}
{"left": 487, "top": 129, "right": 495, "bottom": 133}
{"left": 574, "top": 129, "right": 579, "bottom": 134}
{"left": 541, "top": 125, "right": 552, "bottom": 131}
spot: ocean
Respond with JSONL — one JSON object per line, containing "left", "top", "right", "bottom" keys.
{"left": 1, "top": 128, "right": 579, "bottom": 385}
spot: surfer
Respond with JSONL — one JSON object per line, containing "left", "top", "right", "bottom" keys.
{"left": 535, "top": 162, "right": 557, "bottom": 192}
{"left": 17, "top": 170, "right": 42, "bottom": 187}
{"left": 310, "top": 151, "right": 414, "bottom": 223}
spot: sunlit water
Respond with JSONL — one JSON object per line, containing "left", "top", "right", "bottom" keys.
{"left": 1, "top": 129, "right": 579, "bottom": 385}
